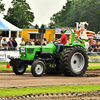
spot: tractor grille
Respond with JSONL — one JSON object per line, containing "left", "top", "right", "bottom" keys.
{"left": 27, "top": 48, "right": 34, "bottom": 54}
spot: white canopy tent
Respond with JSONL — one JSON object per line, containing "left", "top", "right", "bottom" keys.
{"left": 0, "top": 17, "right": 22, "bottom": 46}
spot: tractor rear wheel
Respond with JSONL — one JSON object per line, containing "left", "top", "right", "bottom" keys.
{"left": 31, "top": 60, "right": 45, "bottom": 77}
{"left": 59, "top": 46, "right": 88, "bottom": 76}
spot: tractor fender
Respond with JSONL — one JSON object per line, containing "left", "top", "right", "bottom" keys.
{"left": 64, "top": 43, "right": 87, "bottom": 51}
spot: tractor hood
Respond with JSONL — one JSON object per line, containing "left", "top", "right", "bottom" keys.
{"left": 19, "top": 44, "right": 56, "bottom": 60}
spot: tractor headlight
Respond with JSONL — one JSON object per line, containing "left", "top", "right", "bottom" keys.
{"left": 24, "top": 54, "right": 26, "bottom": 57}
{"left": 20, "top": 48, "right": 25, "bottom": 53}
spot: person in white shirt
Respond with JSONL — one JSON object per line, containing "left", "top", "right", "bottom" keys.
{"left": 30, "top": 39, "right": 35, "bottom": 46}
{"left": 2, "top": 37, "right": 8, "bottom": 50}
{"left": 85, "top": 39, "right": 89, "bottom": 51}
{"left": 19, "top": 38, "right": 25, "bottom": 46}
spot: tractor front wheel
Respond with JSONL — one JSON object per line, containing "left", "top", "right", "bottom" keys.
{"left": 12, "top": 65, "right": 26, "bottom": 75}
{"left": 31, "top": 60, "right": 45, "bottom": 77}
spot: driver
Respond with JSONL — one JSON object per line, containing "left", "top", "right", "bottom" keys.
{"left": 56, "top": 30, "right": 67, "bottom": 53}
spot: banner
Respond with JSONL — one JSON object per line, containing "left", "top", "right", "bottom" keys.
{"left": 0, "top": 51, "right": 19, "bottom": 62}
{"left": 55, "top": 27, "right": 74, "bottom": 33}
{"left": 88, "top": 52, "right": 100, "bottom": 62}
{"left": 0, "top": 51, "right": 6, "bottom": 62}
{"left": 0, "top": 51, "right": 100, "bottom": 62}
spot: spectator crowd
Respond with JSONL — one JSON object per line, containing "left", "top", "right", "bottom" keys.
{"left": 74, "top": 39, "right": 100, "bottom": 52}
{"left": 20, "top": 38, "right": 47, "bottom": 46}
{"left": 0, "top": 36, "right": 17, "bottom": 50}
{"left": 0, "top": 35, "right": 100, "bottom": 52}
{"left": 0, "top": 36, "right": 48, "bottom": 50}
{"left": 87, "top": 40, "right": 100, "bottom": 52}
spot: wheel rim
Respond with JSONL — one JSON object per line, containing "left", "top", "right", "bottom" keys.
{"left": 17, "top": 67, "right": 25, "bottom": 73}
{"left": 71, "top": 52, "right": 85, "bottom": 73}
{"left": 35, "top": 63, "right": 43, "bottom": 75}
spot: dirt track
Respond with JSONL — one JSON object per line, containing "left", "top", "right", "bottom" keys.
{"left": 1, "top": 70, "right": 100, "bottom": 99}
{"left": 0, "top": 69, "right": 100, "bottom": 88}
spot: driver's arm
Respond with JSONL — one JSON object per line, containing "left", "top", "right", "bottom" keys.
{"left": 56, "top": 38, "right": 61, "bottom": 41}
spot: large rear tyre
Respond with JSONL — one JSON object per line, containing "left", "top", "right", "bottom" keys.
{"left": 31, "top": 60, "right": 45, "bottom": 77}
{"left": 12, "top": 65, "right": 26, "bottom": 75}
{"left": 59, "top": 46, "right": 88, "bottom": 76}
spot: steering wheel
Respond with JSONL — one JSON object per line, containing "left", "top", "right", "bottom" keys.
{"left": 53, "top": 41, "right": 59, "bottom": 44}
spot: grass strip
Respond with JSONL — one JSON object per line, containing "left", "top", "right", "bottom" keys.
{"left": 0, "top": 67, "right": 31, "bottom": 71}
{"left": 0, "top": 62, "right": 6, "bottom": 65}
{"left": 0, "top": 85, "right": 100, "bottom": 97}
{"left": 87, "top": 66, "right": 100, "bottom": 69}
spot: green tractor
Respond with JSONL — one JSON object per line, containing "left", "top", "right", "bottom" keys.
{"left": 10, "top": 29, "right": 88, "bottom": 77}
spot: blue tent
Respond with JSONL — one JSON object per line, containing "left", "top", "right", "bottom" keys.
{"left": 0, "top": 20, "right": 10, "bottom": 31}
{"left": 0, "top": 17, "right": 22, "bottom": 31}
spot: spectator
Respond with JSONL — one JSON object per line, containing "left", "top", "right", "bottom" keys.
{"left": 74, "top": 39, "right": 79, "bottom": 43}
{"left": 85, "top": 40, "right": 89, "bottom": 51}
{"left": 35, "top": 41, "right": 39, "bottom": 45}
{"left": 98, "top": 42, "right": 100, "bottom": 52}
{"left": 35, "top": 40, "right": 40, "bottom": 45}
{"left": 36, "top": 38, "right": 39, "bottom": 41}
{"left": 30, "top": 39, "right": 35, "bottom": 46}
{"left": 76, "top": 39, "right": 79, "bottom": 43}
{"left": 96, "top": 40, "right": 100, "bottom": 52}
{"left": 20, "top": 38, "right": 25, "bottom": 46}
{"left": 88, "top": 42, "right": 97, "bottom": 52}
{"left": 12, "top": 37, "right": 17, "bottom": 50}
{"left": 80, "top": 41, "right": 83, "bottom": 44}
{"left": 35, "top": 38, "right": 40, "bottom": 45}
{"left": 7, "top": 38, "right": 13, "bottom": 50}
{"left": 44, "top": 38, "right": 47, "bottom": 45}
{"left": 56, "top": 38, "right": 58, "bottom": 41}
{"left": 38, "top": 38, "right": 41, "bottom": 45}
{"left": 2, "top": 37, "right": 8, "bottom": 50}
{"left": 25, "top": 39, "right": 32, "bottom": 46}
{"left": 52, "top": 38, "right": 55, "bottom": 43}
{"left": 0, "top": 36, "right": 2, "bottom": 49}
{"left": 42, "top": 39, "right": 46, "bottom": 45}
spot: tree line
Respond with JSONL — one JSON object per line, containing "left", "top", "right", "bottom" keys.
{"left": 0, "top": 0, "right": 100, "bottom": 32}
{"left": 49, "top": 0, "right": 100, "bottom": 33}
{"left": 0, "top": 0, "right": 44, "bottom": 29}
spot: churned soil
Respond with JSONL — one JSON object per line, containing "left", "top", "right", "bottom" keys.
{"left": 1, "top": 91, "right": 100, "bottom": 100}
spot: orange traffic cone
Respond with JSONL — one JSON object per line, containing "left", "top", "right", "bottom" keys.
{"left": 6, "top": 62, "right": 10, "bottom": 68}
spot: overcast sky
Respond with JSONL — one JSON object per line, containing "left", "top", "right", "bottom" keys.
{"left": 0, "top": 0, "right": 67, "bottom": 27}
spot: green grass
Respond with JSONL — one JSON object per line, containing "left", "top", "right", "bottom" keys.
{"left": 87, "top": 66, "right": 100, "bottom": 69}
{"left": 0, "top": 67, "right": 31, "bottom": 71}
{"left": 0, "top": 62, "right": 31, "bottom": 71}
{"left": 0, "top": 62, "right": 6, "bottom": 65}
{"left": 88, "top": 63, "right": 100, "bottom": 69}
{"left": 0, "top": 85, "right": 100, "bottom": 97}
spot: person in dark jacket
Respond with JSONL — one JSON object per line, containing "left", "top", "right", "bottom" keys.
{"left": 12, "top": 37, "right": 17, "bottom": 50}
{"left": 25, "top": 39, "right": 32, "bottom": 46}
{"left": 88, "top": 42, "right": 97, "bottom": 52}
{"left": 7, "top": 38, "right": 13, "bottom": 50}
